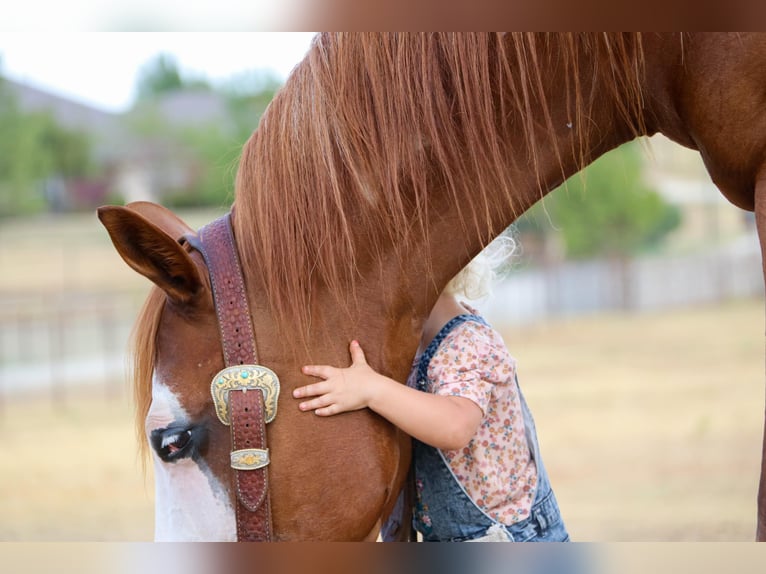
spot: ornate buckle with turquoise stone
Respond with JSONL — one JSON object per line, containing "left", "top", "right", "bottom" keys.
{"left": 210, "top": 365, "right": 280, "bottom": 426}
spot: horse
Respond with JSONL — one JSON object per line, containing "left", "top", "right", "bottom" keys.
{"left": 98, "top": 33, "right": 766, "bottom": 541}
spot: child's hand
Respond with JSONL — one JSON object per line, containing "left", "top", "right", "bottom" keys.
{"left": 294, "top": 340, "right": 382, "bottom": 416}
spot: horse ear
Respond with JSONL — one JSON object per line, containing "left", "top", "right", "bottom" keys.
{"left": 97, "top": 202, "right": 203, "bottom": 304}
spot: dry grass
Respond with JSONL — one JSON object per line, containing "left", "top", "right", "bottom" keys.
{"left": 502, "top": 298, "right": 764, "bottom": 541}
{"left": 0, "top": 209, "right": 225, "bottom": 294}
{"left": 0, "top": 388, "right": 154, "bottom": 541}
{"left": 0, "top": 298, "right": 763, "bottom": 540}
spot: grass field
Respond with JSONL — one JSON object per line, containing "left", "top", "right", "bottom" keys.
{"left": 0, "top": 211, "right": 764, "bottom": 541}
{"left": 501, "top": 299, "right": 764, "bottom": 541}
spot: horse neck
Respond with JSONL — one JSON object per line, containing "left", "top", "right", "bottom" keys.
{"left": 238, "top": 33, "right": 687, "bottom": 351}
{"left": 410, "top": 34, "right": 684, "bottom": 318}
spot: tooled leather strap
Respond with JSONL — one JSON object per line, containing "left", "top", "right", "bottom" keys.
{"left": 195, "top": 213, "right": 273, "bottom": 542}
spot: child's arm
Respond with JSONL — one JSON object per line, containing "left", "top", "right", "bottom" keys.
{"left": 293, "top": 340, "right": 482, "bottom": 451}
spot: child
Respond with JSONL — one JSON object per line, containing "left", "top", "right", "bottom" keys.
{"left": 293, "top": 242, "right": 569, "bottom": 542}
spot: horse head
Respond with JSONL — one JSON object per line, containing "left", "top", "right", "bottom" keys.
{"left": 98, "top": 201, "right": 413, "bottom": 540}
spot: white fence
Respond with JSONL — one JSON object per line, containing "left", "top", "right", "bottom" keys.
{"left": 483, "top": 232, "right": 764, "bottom": 326}
{"left": 0, "top": 291, "right": 142, "bottom": 402}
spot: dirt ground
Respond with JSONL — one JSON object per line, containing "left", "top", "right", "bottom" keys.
{"left": 501, "top": 298, "right": 764, "bottom": 541}
{"left": 0, "top": 388, "right": 155, "bottom": 541}
{"left": 0, "top": 297, "right": 763, "bottom": 541}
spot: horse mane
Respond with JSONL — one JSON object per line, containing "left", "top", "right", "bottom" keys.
{"left": 132, "top": 286, "right": 165, "bottom": 462}
{"left": 233, "top": 32, "right": 647, "bottom": 341}
{"left": 132, "top": 33, "right": 649, "bottom": 448}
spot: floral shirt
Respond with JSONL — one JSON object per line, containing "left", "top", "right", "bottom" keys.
{"left": 409, "top": 314, "right": 538, "bottom": 525}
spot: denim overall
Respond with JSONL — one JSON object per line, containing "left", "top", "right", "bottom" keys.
{"left": 412, "top": 313, "right": 569, "bottom": 542}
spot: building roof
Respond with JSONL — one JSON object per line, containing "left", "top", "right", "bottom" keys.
{"left": 136, "top": 89, "right": 231, "bottom": 129}
{"left": 3, "top": 77, "right": 122, "bottom": 138}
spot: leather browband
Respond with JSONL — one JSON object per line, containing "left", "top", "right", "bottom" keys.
{"left": 193, "top": 212, "right": 275, "bottom": 542}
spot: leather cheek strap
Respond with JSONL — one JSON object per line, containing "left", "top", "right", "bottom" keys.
{"left": 230, "top": 389, "right": 272, "bottom": 540}
{"left": 195, "top": 213, "right": 274, "bottom": 542}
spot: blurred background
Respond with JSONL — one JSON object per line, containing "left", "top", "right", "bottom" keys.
{"left": 0, "top": 32, "right": 763, "bottom": 542}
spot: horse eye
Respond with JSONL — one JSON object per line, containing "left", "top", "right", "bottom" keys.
{"left": 150, "top": 425, "right": 205, "bottom": 463}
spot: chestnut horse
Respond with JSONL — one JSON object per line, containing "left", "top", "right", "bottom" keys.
{"left": 99, "top": 33, "right": 766, "bottom": 541}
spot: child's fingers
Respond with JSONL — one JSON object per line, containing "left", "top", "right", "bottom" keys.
{"left": 314, "top": 405, "right": 338, "bottom": 416}
{"left": 293, "top": 381, "right": 330, "bottom": 399}
{"left": 349, "top": 340, "right": 367, "bottom": 366}
{"left": 302, "top": 364, "right": 335, "bottom": 379}
{"left": 298, "top": 395, "right": 337, "bottom": 415}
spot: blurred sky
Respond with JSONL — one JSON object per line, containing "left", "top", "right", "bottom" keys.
{"left": 2, "top": 1, "right": 311, "bottom": 32}
{"left": 0, "top": 33, "right": 316, "bottom": 112}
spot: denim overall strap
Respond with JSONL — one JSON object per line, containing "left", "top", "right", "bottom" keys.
{"left": 412, "top": 314, "right": 569, "bottom": 542}
{"left": 504, "top": 375, "right": 569, "bottom": 542}
{"left": 412, "top": 314, "right": 496, "bottom": 541}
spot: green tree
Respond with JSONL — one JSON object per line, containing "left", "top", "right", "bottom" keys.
{"left": 221, "top": 70, "right": 282, "bottom": 142}
{"left": 0, "top": 78, "right": 93, "bottom": 217}
{"left": 518, "top": 142, "right": 681, "bottom": 259}
{"left": 162, "top": 123, "right": 242, "bottom": 208}
{"left": 135, "top": 53, "right": 211, "bottom": 101}
{"left": 176, "top": 76, "right": 281, "bottom": 207}
{"left": 126, "top": 66, "right": 281, "bottom": 208}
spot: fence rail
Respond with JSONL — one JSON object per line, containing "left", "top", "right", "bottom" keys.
{"left": 484, "top": 232, "right": 764, "bottom": 325}
{"left": 0, "top": 290, "right": 144, "bottom": 404}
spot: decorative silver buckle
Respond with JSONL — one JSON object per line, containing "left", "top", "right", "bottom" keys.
{"left": 230, "top": 448, "right": 270, "bottom": 470}
{"left": 210, "top": 365, "right": 280, "bottom": 426}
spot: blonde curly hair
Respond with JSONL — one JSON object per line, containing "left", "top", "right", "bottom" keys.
{"left": 444, "top": 233, "right": 517, "bottom": 300}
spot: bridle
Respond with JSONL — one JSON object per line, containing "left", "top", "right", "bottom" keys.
{"left": 184, "top": 212, "right": 278, "bottom": 542}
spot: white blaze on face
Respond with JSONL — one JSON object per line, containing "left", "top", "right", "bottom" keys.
{"left": 147, "top": 374, "right": 236, "bottom": 541}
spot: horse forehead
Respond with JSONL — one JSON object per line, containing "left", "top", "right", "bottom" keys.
{"left": 148, "top": 375, "right": 189, "bottom": 424}
{"left": 149, "top": 367, "right": 214, "bottom": 424}
{"left": 155, "top": 307, "right": 223, "bottom": 411}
